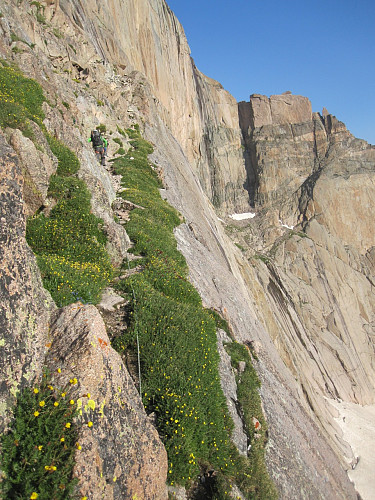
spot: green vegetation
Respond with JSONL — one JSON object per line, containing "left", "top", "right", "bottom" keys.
{"left": 26, "top": 166, "right": 112, "bottom": 306}
{"left": 31, "top": 1, "right": 46, "bottom": 24}
{"left": 0, "top": 373, "right": 79, "bottom": 500}
{"left": 10, "top": 31, "right": 23, "bottom": 43}
{"left": 11, "top": 46, "right": 24, "bottom": 54}
{"left": 0, "top": 61, "right": 45, "bottom": 139}
{"left": 207, "top": 309, "right": 230, "bottom": 335}
{"left": 225, "top": 343, "right": 277, "bottom": 499}
{"left": 113, "top": 137, "right": 123, "bottom": 147}
{"left": 252, "top": 254, "right": 270, "bottom": 265}
{"left": 116, "top": 125, "right": 126, "bottom": 136}
{"left": 96, "top": 99, "right": 104, "bottom": 107}
{"left": 115, "top": 147, "right": 126, "bottom": 156}
{"left": 112, "top": 128, "right": 276, "bottom": 497}
{"left": 125, "top": 123, "right": 140, "bottom": 139}
{"left": 235, "top": 242, "right": 246, "bottom": 252}
{"left": 0, "top": 60, "right": 113, "bottom": 497}
{"left": 0, "top": 58, "right": 276, "bottom": 498}
{"left": 10, "top": 31, "right": 35, "bottom": 49}
{"left": 53, "top": 27, "right": 63, "bottom": 39}
{"left": 45, "top": 134, "right": 80, "bottom": 175}
{"left": 291, "top": 230, "right": 308, "bottom": 239}
{"left": 35, "top": 10, "right": 46, "bottom": 24}
{"left": 0, "top": 60, "right": 112, "bottom": 307}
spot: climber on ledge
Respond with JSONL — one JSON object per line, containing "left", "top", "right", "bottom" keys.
{"left": 88, "top": 129, "right": 107, "bottom": 165}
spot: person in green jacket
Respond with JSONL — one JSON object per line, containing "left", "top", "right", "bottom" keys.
{"left": 102, "top": 136, "right": 108, "bottom": 156}
{"left": 88, "top": 129, "right": 107, "bottom": 165}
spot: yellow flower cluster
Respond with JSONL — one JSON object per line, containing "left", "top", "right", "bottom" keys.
{"left": 44, "top": 465, "right": 57, "bottom": 471}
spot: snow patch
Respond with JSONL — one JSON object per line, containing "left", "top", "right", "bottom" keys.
{"left": 229, "top": 212, "right": 256, "bottom": 221}
{"left": 279, "top": 219, "right": 294, "bottom": 230}
{"left": 328, "top": 399, "right": 375, "bottom": 500}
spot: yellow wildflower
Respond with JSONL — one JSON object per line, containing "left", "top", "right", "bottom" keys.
{"left": 33, "top": 388, "right": 39, "bottom": 394}
{"left": 30, "top": 493, "right": 38, "bottom": 499}
{"left": 34, "top": 411, "right": 40, "bottom": 417}
{"left": 87, "top": 421, "right": 93, "bottom": 427}
{"left": 65, "top": 422, "right": 71, "bottom": 429}
{"left": 39, "top": 401, "right": 45, "bottom": 407}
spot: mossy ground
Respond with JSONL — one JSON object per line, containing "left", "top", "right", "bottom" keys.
{"left": 26, "top": 169, "right": 113, "bottom": 306}
{"left": 225, "top": 343, "right": 278, "bottom": 499}
{"left": 1, "top": 373, "right": 79, "bottom": 500}
{"left": 0, "top": 60, "right": 112, "bottom": 307}
{"left": 0, "top": 60, "right": 44, "bottom": 139}
{"left": 112, "top": 129, "right": 277, "bottom": 498}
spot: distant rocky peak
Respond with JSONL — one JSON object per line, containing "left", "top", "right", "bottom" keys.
{"left": 245, "top": 92, "right": 312, "bottom": 129}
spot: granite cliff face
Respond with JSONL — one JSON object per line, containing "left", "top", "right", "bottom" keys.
{"left": 0, "top": 0, "right": 374, "bottom": 498}
{"left": 237, "top": 93, "right": 375, "bottom": 496}
{"left": 55, "top": 0, "right": 250, "bottom": 213}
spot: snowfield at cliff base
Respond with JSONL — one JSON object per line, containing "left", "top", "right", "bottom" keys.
{"left": 329, "top": 400, "right": 375, "bottom": 500}
{"left": 229, "top": 212, "right": 256, "bottom": 220}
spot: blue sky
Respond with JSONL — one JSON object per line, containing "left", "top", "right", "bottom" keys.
{"left": 166, "top": 0, "right": 374, "bottom": 144}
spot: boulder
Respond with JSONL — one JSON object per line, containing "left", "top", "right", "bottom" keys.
{"left": 7, "top": 128, "right": 57, "bottom": 215}
{"left": 45, "top": 303, "right": 168, "bottom": 500}
{"left": 0, "top": 131, "right": 55, "bottom": 432}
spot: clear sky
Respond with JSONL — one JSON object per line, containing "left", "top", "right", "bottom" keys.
{"left": 166, "top": 0, "right": 374, "bottom": 145}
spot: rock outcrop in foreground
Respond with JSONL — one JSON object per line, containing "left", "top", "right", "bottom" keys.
{"left": 0, "top": 0, "right": 374, "bottom": 498}
{"left": 45, "top": 303, "right": 168, "bottom": 499}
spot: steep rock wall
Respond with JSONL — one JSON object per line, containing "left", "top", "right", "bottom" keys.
{"left": 145, "top": 118, "right": 357, "bottom": 499}
{"left": 0, "top": 0, "right": 371, "bottom": 498}
{"left": 237, "top": 93, "right": 375, "bottom": 491}
{"left": 0, "top": 132, "right": 55, "bottom": 428}
{"left": 55, "top": 0, "right": 250, "bottom": 213}
{"left": 0, "top": 2, "right": 169, "bottom": 496}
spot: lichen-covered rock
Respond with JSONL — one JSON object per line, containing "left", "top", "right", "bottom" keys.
{"left": 0, "top": 131, "right": 55, "bottom": 432}
{"left": 6, "top": 127, "right": 57, "bottom": 215}
{"left": 45, "top": 303, "right": 168, "bottom": 500}
{"left": 216, "top": 329, "right": 248, "bottom": 456}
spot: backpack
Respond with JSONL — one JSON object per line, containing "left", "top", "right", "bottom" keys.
{"left": 91, "top": 130, "right": 103, "bottom": 147}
